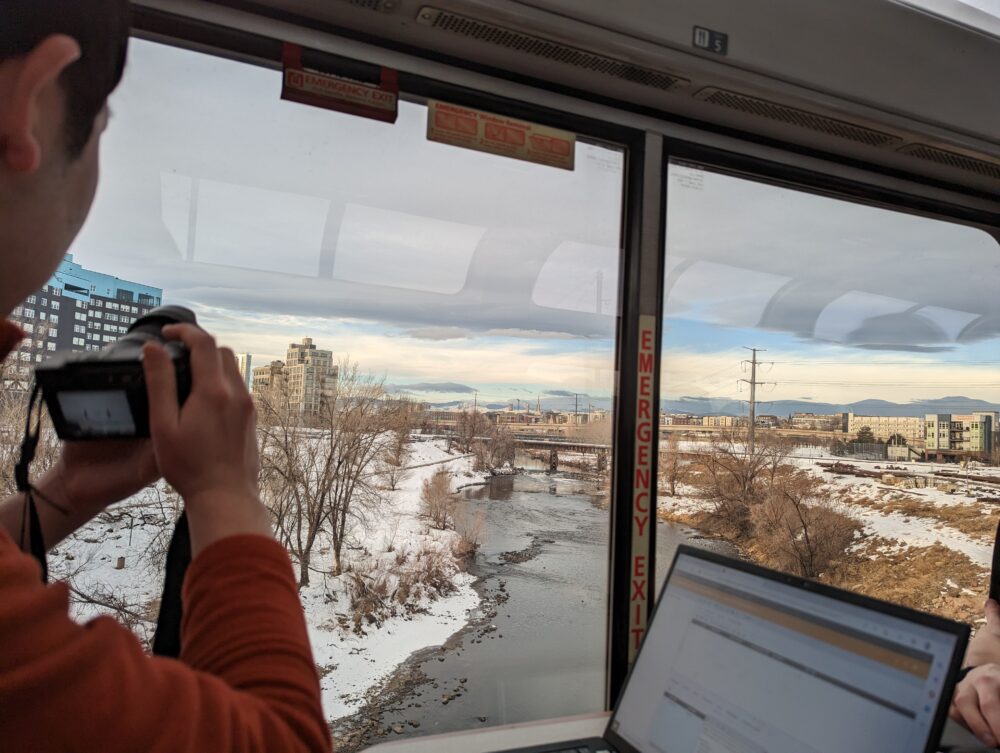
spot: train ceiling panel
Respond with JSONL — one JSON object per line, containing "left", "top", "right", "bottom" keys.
{"left": 139, "top": 0, "right": 1000, "bottom": 196}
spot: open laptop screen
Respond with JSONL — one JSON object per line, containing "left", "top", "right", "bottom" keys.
{"left": 608, "top": 549, "right": 966, "bottom": 753}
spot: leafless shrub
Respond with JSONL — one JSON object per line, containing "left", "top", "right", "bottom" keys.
{"left": 344, "top": 545, "right": 458, "bottom": 633}
{"left": 382, "top": 511, "right": 403, "bottom": 553}
{"left": 68, "top": 582, "right": 153, "bottom": 634}
{"left": 346, "top": 560, "right": 391, "bottom": 633}
{"left": 691, "top": 433, "right": 767, "bottom": 538}
{"left": 750, "top": 480, "right": 860, "bottom": 579}
{"left": 688, "top": 432, "right": 859, "bottom": 581}
{"left": 411, "top": 545, "right": 456, "bottom": 599}
{"left": 394, "top": 546, "right": 409, "bottom": 567}
{"left": 452, "top": 500, "right": 486, "bottom": 560}
{"left": 421, "top": 468, "right": 455, "bottom": 530}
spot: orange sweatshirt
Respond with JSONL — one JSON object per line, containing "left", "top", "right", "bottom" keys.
{"left": 0, "top": 321, "right": 331, "bottom": 752}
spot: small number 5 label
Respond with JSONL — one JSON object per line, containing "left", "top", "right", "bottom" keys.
{"left": 692, "top": 26, "right": 728, "bottom": 56}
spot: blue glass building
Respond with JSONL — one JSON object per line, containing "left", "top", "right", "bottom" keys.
{"left": 9, "top": 255, "right": 163, "bottom": 372}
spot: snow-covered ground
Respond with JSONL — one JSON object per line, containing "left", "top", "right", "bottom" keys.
{"left": 50, "top": 437, "right": 488, "bottom": 725}
{"left": 302, "top": 439, "right": 486, "bottom": 720}
{"left": 658, "top": 448, "right": 999, "bottom": 569}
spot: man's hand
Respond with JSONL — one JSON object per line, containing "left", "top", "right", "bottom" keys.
{"left": 43, "top": 439, "right": 159, "bottom": 519}
{"left": 966, "top": 600, "right": 1000, "bottom": 668}
{"left": 951, "top": 663, "right": 1000, "bottom": 747}
{"left": 0, "top": 438, "right": 159, "bottom": 551}
{"left": 142, "top": 324, "right": 271, "bottom": 555}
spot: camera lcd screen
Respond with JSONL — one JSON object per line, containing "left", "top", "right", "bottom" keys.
{"left": 57, "top": 390, "right": 137, "bottom": 436}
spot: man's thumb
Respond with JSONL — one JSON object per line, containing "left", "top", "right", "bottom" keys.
{"left": 986, "top": 598, "right": 1000, "bottom": 629}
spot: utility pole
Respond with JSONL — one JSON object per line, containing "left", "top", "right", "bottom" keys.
{"left": 575, "top": 393, "right": 579, "bottom": 424}
{"left": 473, "top": 390, "right": 478, "bottom": 413}
{"left": 740, "top": 348, "right": 767, "bottom": 454}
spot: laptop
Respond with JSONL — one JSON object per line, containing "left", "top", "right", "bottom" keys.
{"left": 497, "top": 545, "right": 970, "bottom": 753}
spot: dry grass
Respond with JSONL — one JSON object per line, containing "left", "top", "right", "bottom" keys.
{"left": 344, "top": 545, "right": 459, "bottom": 635}
{"left": 829, "top": 538, "right": 988, "bottom": 625}
{"left": 660, "top": 503, "right": 990, "bottom": 626}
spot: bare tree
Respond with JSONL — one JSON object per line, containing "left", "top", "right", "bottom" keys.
{"left": 258, "top": 360, "right": 395, "bottom": 585}
{"left": 421, "top": 468, "right": 454, "bottom": 530}
{"left": 689, "top": 431, "right": 858, "bottom": 580}
{"left": 378, "top": 398, "right": 414, "bottom": 491}
{"left": 473, "top": 424, "right": 517, "bottom": 473}
{"left": 454, "top": 410, "right": 489, "bottom": 453}
{"left": 659, "top": 435, "right": 686, "bottom": 496}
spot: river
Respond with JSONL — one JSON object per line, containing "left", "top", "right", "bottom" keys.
{"left": 357, "top": 467, "right": 735, "bottom": 747}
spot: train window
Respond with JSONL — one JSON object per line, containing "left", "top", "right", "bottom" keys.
{"left": 3, "top": 38, "right": 625, "bottom": 747}
{"left": 657, "top": 160, "right": 1000, "bottom": 624}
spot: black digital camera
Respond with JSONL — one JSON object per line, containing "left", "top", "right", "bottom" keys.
{"left": 35, "top": 305, "right": 195, "bottom": 440}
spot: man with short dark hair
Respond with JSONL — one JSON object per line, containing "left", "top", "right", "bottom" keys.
{"left": 0, "top": 3, "right": 330, "bottom": 751}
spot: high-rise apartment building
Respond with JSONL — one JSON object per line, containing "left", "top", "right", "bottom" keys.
{"left": 237, "top": 353, "right": 253, "bottom": 389}
{"left": 252, "top": 338, "right": 338, "bottom": 415}
{"left": 7, "top": 254, "right": 162, "bottom": 376}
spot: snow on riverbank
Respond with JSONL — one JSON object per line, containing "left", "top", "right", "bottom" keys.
{"left": 49, "top": 437, "right": 489, "bottom": 725}
{"left": 304, "top": 438, "right": 487, "bottom": 720}
{"left": 658, "top": 450, "right": 997, "bottom": 569}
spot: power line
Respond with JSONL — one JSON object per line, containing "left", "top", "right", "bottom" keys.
{"left": 774, "top": 380, "right": 1000, "bottom": 386}
{"left": 770, "top": 360, "right": 1000, "bottom": 366}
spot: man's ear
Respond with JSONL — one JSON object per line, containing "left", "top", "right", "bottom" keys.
{"left": 0, "top": 35, "right": 81, "bottom": 175}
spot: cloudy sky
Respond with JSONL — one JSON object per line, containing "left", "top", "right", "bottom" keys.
{"left": 69, "top": 38, "right": 1000, "bottom": 412}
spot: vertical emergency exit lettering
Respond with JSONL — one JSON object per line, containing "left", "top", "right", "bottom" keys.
{"left": 630, "top": 316, "right": 656, "bottom": 658}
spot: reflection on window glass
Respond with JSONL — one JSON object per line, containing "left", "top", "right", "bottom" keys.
{"left": 3, "top": 39, "right": 624, "bottom": 746}
{"left": 657, "top": 161, "right": 1000, "bottom": 629}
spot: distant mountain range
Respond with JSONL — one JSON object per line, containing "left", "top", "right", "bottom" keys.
{"left": 664, "top": 395, "right": 1000, "bottom": 418}
{"left": 427, "top": 394, "right": 1000, "bottom": 418}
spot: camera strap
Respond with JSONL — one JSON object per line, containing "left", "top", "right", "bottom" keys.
{"left": 151, "top": 511, "right": 191, "bottom": 657}
{"left": 16, "top": 383, "right": 49, "bottom": 582}
{"left": 15, "top": 379, "right": 190, "bottom": 657}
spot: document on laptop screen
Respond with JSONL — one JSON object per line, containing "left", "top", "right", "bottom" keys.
{"left": 610, "top": 554, "right": 960, "bottom": 753}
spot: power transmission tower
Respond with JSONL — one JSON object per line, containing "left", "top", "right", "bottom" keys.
{"left": 740, "top": 347, "right": 767, "bottom": 454}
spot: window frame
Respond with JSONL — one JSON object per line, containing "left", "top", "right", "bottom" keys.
{"left": 126, "top": 14, "right": 651, "bottom": 713}
{"left": 129, "top": 2, "right": 1000, "bottom": 715}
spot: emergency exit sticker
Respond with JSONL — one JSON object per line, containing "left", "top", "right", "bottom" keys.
{"left": 281, "top": 43, "right": 399, "bottom": 124}
{"left": 427, "top": 101, "right": 576, "bottom": 171}
{"left": 630, "top": 314, "right": 657, "bottom": 662}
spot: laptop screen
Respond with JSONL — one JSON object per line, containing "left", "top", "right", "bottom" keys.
{"left": 609, "top": 550, "right": 964, "bottom": 753}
